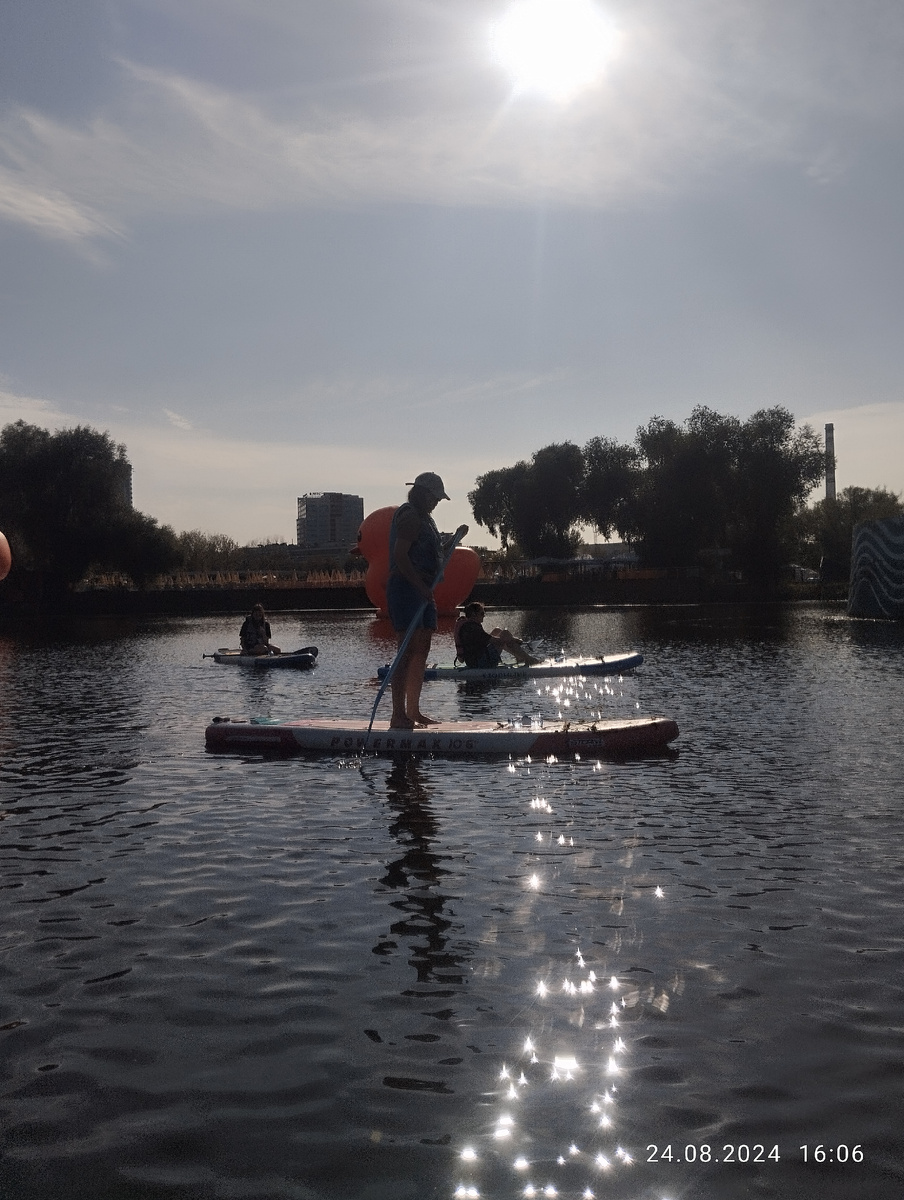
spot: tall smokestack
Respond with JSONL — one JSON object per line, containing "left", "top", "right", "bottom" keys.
{"left": 825, "top": 423, "right": 836, "bottom": 500}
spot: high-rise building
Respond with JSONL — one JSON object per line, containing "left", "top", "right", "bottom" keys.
{"left": 296, "top": 492, "right": 364, "bottom": 551}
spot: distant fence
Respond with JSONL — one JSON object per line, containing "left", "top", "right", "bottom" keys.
{"left": 82, "top": 563, "right": 675, "bottom": 592}
{"left": 83, "top": 570, "right": 369, "bottom": 591}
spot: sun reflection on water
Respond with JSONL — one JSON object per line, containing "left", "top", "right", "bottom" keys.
{"left": 449, "top": 759, "right": 681, "bottom": 1200}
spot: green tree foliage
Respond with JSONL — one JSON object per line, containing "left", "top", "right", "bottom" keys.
{"left": 469, "top": 443, "right": 585, "bottom": 557}
{"left": 468, "top": 461, "right": 529, "bottom": 551}
{"left": 615, "top": 407, "right": 824, "bottom": 582}
{"left": 176, "top": 529, "right": 241, "bottom": 572}
{"left": 112, "top": 512, "right": 183, "bottom": 588}
{"left": 628, "top": 407, "right": 738, "bottom": 570}
{"left": 580, "top": 436, "right": 640, "bottom": 540}
{"left": 529, "top": 443, "right": 585, "bottom": 556}
{"left": 728, "top": 408, "right": 825, "bottom": 585}
{"left": 0, "top": 420, "right": 180, "bottom": 592}
{"left": 794, "top": 486, "right": 904, "bottom": 575}
{"left": 470, "top": 406, "right": 826, "bottom": 586}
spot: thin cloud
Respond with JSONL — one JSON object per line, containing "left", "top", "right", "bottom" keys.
{"left": 120, "top": 423, "right": 494, "bottom": 542}
{"left": 163, "top": 408, "right": 194, "bottom": 431}
{"left": 405, "top": 369, "right": 571, "bottom": 413}
{"left": 0, "top": 169, "right": 117, "bottom": 244}
{"left": 0, "top": 388, "right": 73, "bottom": 427}
{"left": 1, "top": 2, "right": 902, "bottom": 241}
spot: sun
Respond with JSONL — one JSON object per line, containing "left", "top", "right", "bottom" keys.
{"left": 489, "top": 0, "right": 622, "bottom": 102}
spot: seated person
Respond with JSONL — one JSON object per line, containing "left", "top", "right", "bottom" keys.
{"left": 239, "top": 603, "right": 281, "bottom": 656}
{"left": 454, "top": 601, "right": 541, "bottom": 668}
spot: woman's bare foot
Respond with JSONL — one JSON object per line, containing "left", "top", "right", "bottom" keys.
{"left": 414, "top": 713, "right": 440, "bottom": 726}
{"left": 389, "top": 716, "right": 416, "bottom": 729}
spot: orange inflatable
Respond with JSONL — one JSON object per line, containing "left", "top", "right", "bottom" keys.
{"left": 353, "top": 506, "right": 396, "bottom": 614}
{"left": 0, "top": 530, "right": 11, "bottom": 582}
{"left": 353, "top": 507, "right": 480, "bottom": 617}
{"left": 435, "top": 545, "right": 481, "bottom": 615}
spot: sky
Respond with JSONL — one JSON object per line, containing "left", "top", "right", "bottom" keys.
{"left": 2, "top": 0, "right": 904, "bottom": 545}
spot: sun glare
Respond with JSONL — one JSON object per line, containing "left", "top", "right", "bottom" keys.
{"left": 490, "top": 0, "right": 622, "bottom": 102}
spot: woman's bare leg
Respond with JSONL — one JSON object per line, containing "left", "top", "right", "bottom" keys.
{"left": 390, "top": 627, "right": 435, "bottom": 727}
{"left": 491, "top": 628, "right": 542, "bottom": 665}
{"left": 407, "top": 628, "right": 438, "bottom": 725}
{"left": 390, "top": 641, "right": 416, "bottom": 728}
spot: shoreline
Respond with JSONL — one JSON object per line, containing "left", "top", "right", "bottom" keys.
{"left": 0, "top": 578, "right": 846, "bottom": 619}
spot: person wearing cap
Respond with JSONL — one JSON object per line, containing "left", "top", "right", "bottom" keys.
{"left": 386, "top": 472, "right": 453, "bottom": 728}
{"left": 454, "top": 601, "right": 541, "bottom": 668}
{"left": 239, "top": 603, "right": 281, "bottom": 656}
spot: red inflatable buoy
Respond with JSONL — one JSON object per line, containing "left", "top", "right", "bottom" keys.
{"left": 0, "top": 530, "right": 11, "bottom": 582}
{"left": 353, "top": 507, "right": 396, "bottom": 615}
{"left": 354, "top": 507, "right": 479, "bottom": 616}
{"left": 434, "top": 545, "right": 481, "bottom": 614}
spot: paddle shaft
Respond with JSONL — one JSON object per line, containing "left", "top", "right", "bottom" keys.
{"left": 364, "top": 524, "right": 468, "bottom": 744}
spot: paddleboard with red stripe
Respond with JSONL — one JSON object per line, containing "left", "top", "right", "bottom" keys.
{"left": 205, "top": 715, "right": 678, "bottom": 757}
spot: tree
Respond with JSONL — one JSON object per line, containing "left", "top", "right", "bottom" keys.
{"left": 625, "top": 406, "right": 825, "bottom": 584}
{"left": 628, "top": 407, "right": 739, "bottom": 570}
{"left": 110, "top": 512, "right": 182, "bottom": 588}
{"left": 528, "top": 443, "right": 585, "bottom": 557}
{"left": 468, "top": 461, "right": 529, "bottom": 552}
{"left": 580, "top": 436, "right": 639, "bottom": 541}
{"left": 468, "top": 406, "right": 825, "bottom": 586}
{"left": 469, "top": 443, "right": 585, "bottom": 558}
{"left": 0, "top": 420, "right": 180, "bottom": 593}
{"left": 729, "top": 408, "right": 825, "bottom": 585}
{"left": 176, "top": 530, "right": 241, "bottom": 572}
{"left": 794, "top": 486, "right": 904, "bottom": 576}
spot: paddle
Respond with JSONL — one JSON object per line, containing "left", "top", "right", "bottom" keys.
{"left": 364, "top": 523, "right": 468, "bottom": 747}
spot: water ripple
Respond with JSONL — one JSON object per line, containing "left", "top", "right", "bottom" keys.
{"left": 0, "top": 606, "right": 902, "bottom": 1198}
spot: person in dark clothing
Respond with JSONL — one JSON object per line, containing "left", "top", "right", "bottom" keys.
{"left": 239, "top": 604, "right": 281, "bottom": 656}
{"left": 454, "top": 601, "right": 541, "bottom": 668}
{"left": 386, "top": 472, "right": 460, "bottom": 728}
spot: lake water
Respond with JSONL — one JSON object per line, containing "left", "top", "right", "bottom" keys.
{"left": 1, "top": 603, "right": 902, "bottom": 1200}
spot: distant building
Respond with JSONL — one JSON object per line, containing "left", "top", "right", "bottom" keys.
{"left": 296, "top": 492, "right": 364, "bottom": 552}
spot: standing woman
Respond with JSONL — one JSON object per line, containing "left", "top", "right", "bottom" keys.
{"left": 386, "top": 472, "right": 454, "bottom": 728}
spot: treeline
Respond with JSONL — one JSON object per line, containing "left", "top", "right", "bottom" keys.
{"left": 164, "top": 532, "right": 356, "bottom": 575}
{"left": 0, "top": 421, "right": 332, "bottom": 597}
{"left": 470, "top": 406, "right": 902, "bottom": 585}
{"left": 796, "top": 485, "right": 903, "bottom": 578}
{"left": 3, "top": 411, "right": 900, "bottom": 599}
{"left": 0, "top": 422, "right": 179, "bottom": 597}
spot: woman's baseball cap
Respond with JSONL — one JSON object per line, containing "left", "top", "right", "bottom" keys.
{"left": 407, "top": 472, "right": 450, "bottom": 500}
